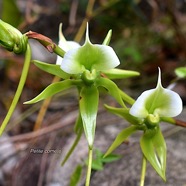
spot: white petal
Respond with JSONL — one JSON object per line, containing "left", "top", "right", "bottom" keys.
{"left": 153, "top": 88, "right": 183, "bottom": 117}
{"left": 93, "top": 44, "right": 120, "bottom": 70}
{"left": 129, "top": 89, "right": 154, "bottom": 118}
{"left": 56, "top": 55, "right": 63, "bottom": 65}
{"left": 61, "top": 48, "right": 85, "bottom": 74}
{"left": 58, "top": 40, "right": 80, "bottom": 52}
{"left": 56, "top": 23, "right": 80, "bottom": 65}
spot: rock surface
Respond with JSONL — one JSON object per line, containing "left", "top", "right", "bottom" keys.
{"left": 47, "top": 108, "right": 186, "bottom": 186}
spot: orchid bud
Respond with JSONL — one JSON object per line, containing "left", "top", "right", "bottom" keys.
{"left": 0, "top": 19, "right": 27, "bottom": 54}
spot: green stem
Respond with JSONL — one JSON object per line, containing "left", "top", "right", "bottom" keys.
{"left": 53, "top": 44, "right": 65, "bottom": 57}
{"left": 161, "top": 117, "right": 186, "bottom": 128}
{"left": 161, "top": 117, "right": 176, "bottom": 124}
{"left": 61, "top": 128, "right": 83, "bottom": 166}
{"left": 0, "top": 43, "right": 31, "bottom": 135}
{"left": 140, "top": 155, "right": 147, "bottom": 186}
{"left": 86, "top": 148, "right": 93, "bottom": 186}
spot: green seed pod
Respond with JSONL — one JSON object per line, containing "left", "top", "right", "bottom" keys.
{"left": 0, "top": 19, "right": 27, "bottom": 54}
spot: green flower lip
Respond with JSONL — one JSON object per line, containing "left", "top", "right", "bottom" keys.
{"left": 129, "top": 68, "right": 183, "bottom": 118}
{"left": 60, "top": 23, "right": 120, "bottom": 74}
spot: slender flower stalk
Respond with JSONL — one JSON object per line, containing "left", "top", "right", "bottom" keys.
{"left": 0, "top": 20, "right": 31, "bottom": 135}
{"left": 140, "top": 156, "right": 147, "bottom": 186}
{"left": 0, "top": 44, "right": 31, "bottom": 135}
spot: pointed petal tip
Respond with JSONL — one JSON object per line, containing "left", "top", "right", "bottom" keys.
{"left": 58, "top": 23, "right": 63, "bottom": 39}
{"left": 157, "top": 67, "right": 163, "bottom": 88}
{"left": 85, "top": 22, "right": 91, "bottom": 44}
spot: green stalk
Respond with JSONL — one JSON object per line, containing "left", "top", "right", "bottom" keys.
{"left": 0, "top": 43, "right": 31, "bottom": 135}
{"left": 161, "top": 117, "right": 176, "bottom": 124}
{"left": 140, "top": 155, "right": 147, "bottom": 186}
{"left": 61, "top": 128, "right": 83, "bottom": 166}
{"left": 86, "top": 148, "right": 93, "bottom": 186}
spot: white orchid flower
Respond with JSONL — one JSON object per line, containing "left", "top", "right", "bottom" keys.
{"left": 60, "top": 23, "right": 120, "bottom": 74}
{"left": 130, "top": 68, "right": 183, "bottom": 124}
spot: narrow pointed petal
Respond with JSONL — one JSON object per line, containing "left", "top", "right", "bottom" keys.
{"left": 24, "top": 79, "right": 82, "bottom": 104}
{"left": 102, "top": 30, "right": 112, "bottom": 45}
{"left": 104, "top": 105, "right": 141, "bottom": 125}
{"left": 33, "top": 60, "right": 70, "bottom": 79}
{"left": 104, "top": 126, "right": 138, "bottom": 157}
{"left": 96, "top": 77, "right": 125, "bottom": 107}
{"left": 102, "top": 69, "right": 140, "bottom": 79}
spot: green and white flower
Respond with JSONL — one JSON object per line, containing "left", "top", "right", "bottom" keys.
{"left": 60, "top": 24, "right": 120, "bottom": 74}
{"left": 130, "top": 68, "right": 183, "bottom": 123}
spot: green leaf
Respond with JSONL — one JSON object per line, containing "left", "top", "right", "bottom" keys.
{"left": 70, "top": 165, "right": 82, "bottom": 186}
{"left": 102, "top": 69, "right": 140, "bottom": 79}
{"left": 85, "top": 149, "right": 103, "bottom": 170}
{"left": 102, "top": 30, "right": 112, "bottom": 45}
{"left": 96, "top": 77, "right": 126, "bottom": 108}
{"left": 33, "top": 60, "right": 70, "bottom": 79}
{"left": 86, "top": 149, "right": 121, "bottom": 171}
{"left": 94, "top": 149, "right": 121, "bottom": 163}
{"left": 140, "top": 127, "right": 166, "bottom": 181}
{"left": 91, "top": 159, "right": 103, "bottom": 171}
{"left": 119, "top": 89, "right": 135, "bottom": 105}
{"left": 24, "top": 79, "right": 81, "bottom": 104}
{"left": 104, "top": 105, "right": 141, "bottom": 125}
{"left": 175, "top": 67, "right": 186, "bottom": 78}
{"left": 104, "top": 125, "right": 138, "bottom": 157}
{"left": 79, "top": 86, "right": 99, "bottom": 149}
{"left": 102, "top": 153, "right": 121, "bottom": 163}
